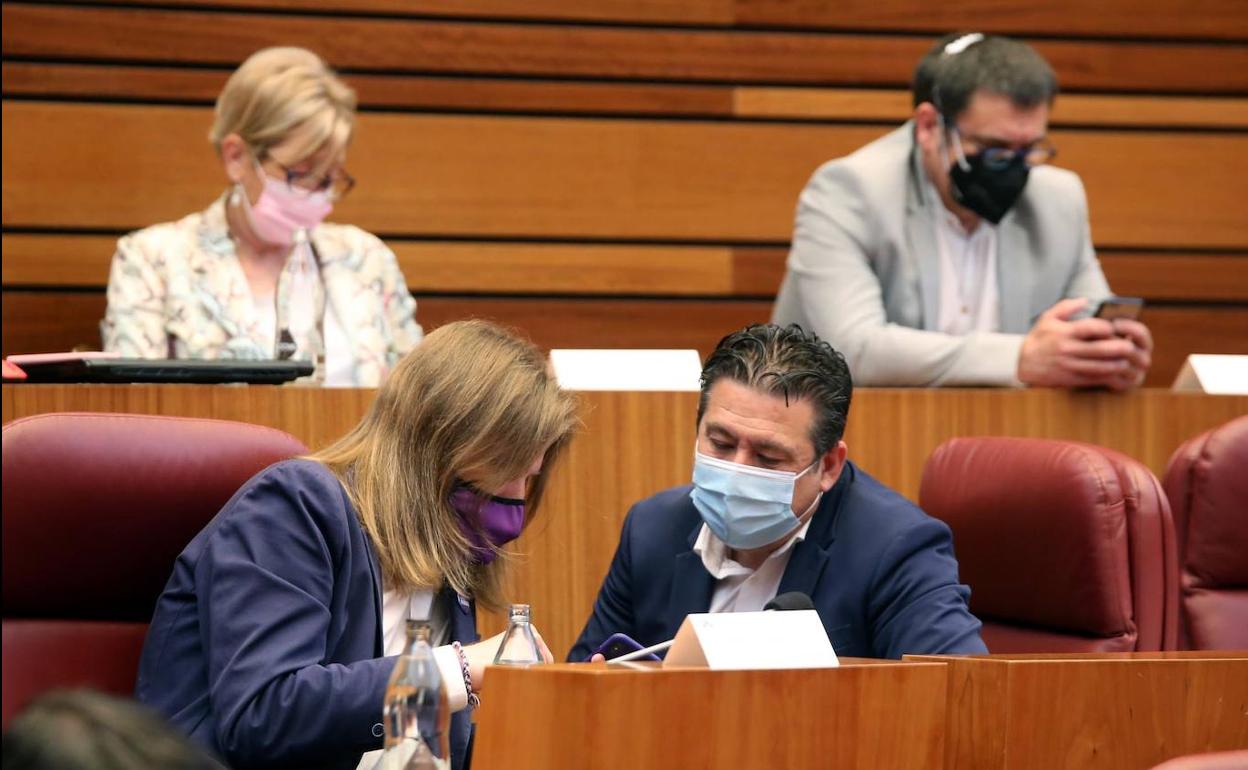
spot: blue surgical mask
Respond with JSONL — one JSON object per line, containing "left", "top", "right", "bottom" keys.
{"left": 690, "top": 445, "right": 822, "bottom": 550}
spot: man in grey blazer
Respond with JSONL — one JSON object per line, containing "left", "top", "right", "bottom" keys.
{"left": 772, "top": 33, "right": 1152, "bottom": 388}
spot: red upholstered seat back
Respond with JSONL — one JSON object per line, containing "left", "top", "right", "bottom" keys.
{"left": 920, "top": 437, "right": 1178, "bottom": 653}
{"left": 1, "top": 412, "right": 307, "bottom": 726}
{"left": 1163, "top": 415, "right": 1248, "bottom": 650}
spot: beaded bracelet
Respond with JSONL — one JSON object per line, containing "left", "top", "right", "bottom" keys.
{"left": 451, "top": 641, "right": 481, "bottom": 709}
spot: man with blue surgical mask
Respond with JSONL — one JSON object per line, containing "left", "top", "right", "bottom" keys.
{"left": 569, "top": 323, "right": 987, "bottom": 661}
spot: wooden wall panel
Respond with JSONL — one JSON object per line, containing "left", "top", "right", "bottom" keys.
{"left": 396, "top": 243, "right": 739, "bottom": 296}
{"left": 734, "top": 87, "right": 1248, "bottom": 129}
{"left": 1138, "top": 307, "right": 1248, "bottom": 390}
{"left": 5, "top": 289, "right": 1245, "bottom": 389}
{"left": 909, "top": 654, "right": 1248, "bottom": 770}
{"left": 55, "top": 0, "right": 1248, "bottom": 42}
{"left": 414, "top": 297, "right": 771, "bottom": 354}
{"left": 0, "top": 63, "right": 737, "bottom": 118}
{"left": 5, "top": 103, "right": 1247, "bottom": 249}
{"left": 8, "top": 234, "right": 1248, "bottom": 305}
{"left": 1098, "top": 253, "right": 1248, "bottom": 303}
{"left": 733, "top": 0, "right": 1248, "bottom": 41}
{"left": 9, "top": 63, "right": 1247, "bottom": 130}
{"left": 0, "top": 290, "right": 773, "bottom": 360}
{"left": 1052, "top": 129, "right": 1248, "bottom": 251}
{"left": 1, "top": 291, "right": 104, "bottom": 355}
{"left": 67, "top": 0, "right": 740, "bottom": 27}
{"left": 4, "top": 4, "right": 1246, "bottom": 93}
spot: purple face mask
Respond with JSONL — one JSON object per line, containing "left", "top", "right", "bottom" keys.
{"left": 449, "top": 486, "right": 526, "bottom": 564}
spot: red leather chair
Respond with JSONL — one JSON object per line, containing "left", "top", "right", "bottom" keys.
{"left": 1163, "top": 415, "right": 1248, "bottom": 650}
{"left": 921, "top": 437, "right": 1179, "bottom": 652}
{"left": 1, "top": 412, "right": 307, "bottom": 727}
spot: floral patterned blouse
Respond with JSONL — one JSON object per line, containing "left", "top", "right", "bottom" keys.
{"left": 102, "top": 195, "right": 423, "bottom": 387}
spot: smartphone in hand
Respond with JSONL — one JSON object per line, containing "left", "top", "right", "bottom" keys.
{"left": 587, "top": 632, "right": 661, "bottom": 662}
{"left": 1093, "top": 296, "right": 1144, "bottom": 322}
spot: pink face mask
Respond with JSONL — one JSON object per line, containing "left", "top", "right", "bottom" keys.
{"left": 236, "top": 161, "right": 333, "bottom": 247}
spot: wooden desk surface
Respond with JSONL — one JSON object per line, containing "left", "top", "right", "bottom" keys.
{"left": 473, "top": 659, "right": 948, "bottom": 770}
{"left": 4, "top": 385, "right": 1245, "bottom": 654}
{"left": 907, "top": 652, "right": 1248, "bottom": 770}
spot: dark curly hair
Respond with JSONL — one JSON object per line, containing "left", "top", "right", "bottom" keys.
{"left": 698, "top": 323, "right": 852, "bottom": 456}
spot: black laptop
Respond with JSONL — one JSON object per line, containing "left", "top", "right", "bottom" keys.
{"left": 11, "top": 357, "right": 314, "bottom": 385}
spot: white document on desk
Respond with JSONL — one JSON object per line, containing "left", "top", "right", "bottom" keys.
{"left": 663, "top": 610, "right": 839, "bottom": 670}
{"left": 1172, "top": 354, "right": 1248, "bottom": 395}
{"left": 550, "top": 349, "right": 702, "bottom": 391}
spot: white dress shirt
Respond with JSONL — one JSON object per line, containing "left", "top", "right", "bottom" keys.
{"left": 693, "top": 518, "right": 813, "bottom": 613}
{"left": 934, "top": 204, "right": 1000, "bottom": 336}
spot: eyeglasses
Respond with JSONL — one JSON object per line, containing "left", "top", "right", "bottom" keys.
{"left": 948, "top": 127, "right": 1057, "bottom": 170}
{"left": 260, "top": 154, "right": 356, "bottom": 201}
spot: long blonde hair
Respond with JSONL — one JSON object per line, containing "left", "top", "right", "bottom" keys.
{"left": 311, "top": 320, "right": 579, "bottom": 610}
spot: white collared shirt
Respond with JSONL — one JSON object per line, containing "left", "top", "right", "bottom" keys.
{"left": 693, "top": 518, "right": 813, "bottom": 613}
{"left": 934, "top": 203, "right": 1000, "bottom": 336}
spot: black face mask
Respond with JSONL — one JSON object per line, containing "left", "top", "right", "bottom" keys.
{"left": 948, "top": 151, "right": 1030, "bottom": 225}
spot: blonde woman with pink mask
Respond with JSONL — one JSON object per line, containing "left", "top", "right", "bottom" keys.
{"left": 102, "top": 47, "right": 421, "bottom": 386}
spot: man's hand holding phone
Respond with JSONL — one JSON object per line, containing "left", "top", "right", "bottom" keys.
{"left": 1018, "top": 297, "right": 1151, "bottom": 390}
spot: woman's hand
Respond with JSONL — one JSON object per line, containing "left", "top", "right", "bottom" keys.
{"left": 459, "top": 626, "right": 554, "bottom": 693}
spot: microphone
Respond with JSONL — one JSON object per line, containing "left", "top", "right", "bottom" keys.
{"left": 764, "top": 591, "right": 814, "bottom": 612}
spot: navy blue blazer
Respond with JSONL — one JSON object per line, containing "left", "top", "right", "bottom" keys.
{"left": 136, "top": 460, "right": 478, "bottom": 770}
{"left": 569, "top": 461, "right": 987, "bottom": 661}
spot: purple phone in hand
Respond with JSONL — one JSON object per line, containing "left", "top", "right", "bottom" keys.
{"left": 587, "top": 632, "right": 661, "bottom": 662}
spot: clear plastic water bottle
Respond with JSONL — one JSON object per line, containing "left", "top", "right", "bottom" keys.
{"left": 372, "top": 620, "right": 450, "bottom": 769}
{"left": 492, "top": 604, "right": 544, "bottom": 666}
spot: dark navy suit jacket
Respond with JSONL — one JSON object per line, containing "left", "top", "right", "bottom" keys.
{"left": 569, "top": 461, "right": 988, "bottom": 661}
{"left": 136, "top": 460, "right": 478, "bottom": 770}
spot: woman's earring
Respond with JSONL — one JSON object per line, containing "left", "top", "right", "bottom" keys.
{"left": 229, "top": 183, "right": 243, "bottom": 207}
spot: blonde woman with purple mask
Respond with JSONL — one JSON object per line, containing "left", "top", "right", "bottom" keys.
{"left": 102, "top": 47, "right": 421, "bottom": 386}
{"left": 137, "top": 320, "right": 579, "bottom": 770}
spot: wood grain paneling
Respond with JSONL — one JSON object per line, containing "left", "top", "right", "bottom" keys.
{"left": 6, "top": 385, "right": 1247, "bottom": 656}
{"left": 0, "top": 234, "right": 745, "bottom": 296}
{"left": 909, "top": 653, "right": 1248, "bottom": 770}
{"left": 4, "top": 289, "right": 1245, "bottom": 388}
{"left": 1, "top": 234, "right": 117, "bottom": 287}
{"left": 1099, "top": 253, "right": 1248, "bottom": 302}
{"left": 0, "top": 290, "right": 773, "bottom": 359}
{"left": 6, "top": 103, "right": 1248, "bottom": 249}
{"left": 1052, "top": 129, "right": 1248, "bottom": 251}
{"left": 9, "top": 63, "right": 1247, "bottom": 130}
{"left": 65, "top": 0, "right": 739, "bottom": 27}
{"left": 1, "top": 291, "right": 104, "bottom": 355}
{"left": 397, "top": 243, "right": 737, "bottom": 295}
{"left": 8, "top": 233, "right": 1247, "bottom": 305}
{"left": 0, "top": 5, "right": 928, "bottom": 86}
{"left": 1138, "top": 307, "right": 1248, "bottom": 390}
{"left": 473, "top": 662, "right": 947, "bottom": 770}
{"left": 414, "top": 297, "right": 771, "bottom": 355}
{"left": 735, "top": 87, "right": 1248, "bottom": 129}
{"left": 55, "top": 0, "right": 1248, "bottom": 41}
{"left": 734, "top": 0, "right": 1248, "bottom": 41}
{"left": 4, "top": 4, "right": 1246, "bottom": 93}
{"left": 2, "top": 63, "right": 736, "bottom": 118}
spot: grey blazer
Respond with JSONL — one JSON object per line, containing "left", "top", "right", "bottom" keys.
{"left": 772, "top": 123, "right": 1110, "bottom": 386}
